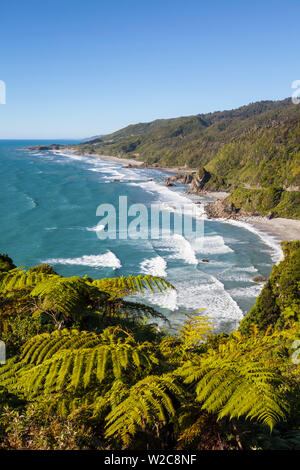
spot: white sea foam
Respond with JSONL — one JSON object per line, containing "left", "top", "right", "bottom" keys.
{"left": 24, "top": 195, "right": 37, "bottom": 209}
{"left": 174, "top": 275, "right": 244, "bottom": 322}
{"left": 228, "top": 284, "right": 263, "bottom": 298}
{"left": 53, "top": 151, "right": 98, "bottom": 166}
{"left": 141, "top": 272, "right": 243, "bottom": 327}
{"left": 129, "top": 180, "right": 195, "bottom": 206}
{"left": 86, "top": 224, "right": 105, "bottom": 232}
{"left": 154, "top": 234, "right": 198, "bottom": 265}
{"left": 51, "top": 150, "right": 146, "bottom": 182}
{"left": 139, "top": 288, "right": 178, "bottom": 311}
{"left": 235, "top": 266, "right": 258, "bottom": 273}
{"left": 140, "top": 256, "right": 167, "bottom": 277}
{"left": 218, "top": 269, "right": 256, "bottom": 282}
{"left": 218, "top": 265, "right": 259, "bottom": 282}
{"left": 191, "top": 235, "right": 234, "bottom": 255}
{"left": 44, "top": 251, "right": 121, "bottom": 269}
{"left": 219, "top": 219, "right": 283, "bottom": 262}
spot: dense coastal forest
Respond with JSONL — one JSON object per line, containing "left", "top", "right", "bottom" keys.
{"left": 0, "top": 243, "right": 299, "bottom": 450}
{"left": 73, "top": 98, "right": 300, "bottom": 219}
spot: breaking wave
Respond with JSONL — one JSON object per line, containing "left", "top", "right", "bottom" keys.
{"left": 140, "top": 256, "right": 167, "bottom": 277}
{"left": 154, "top": 234, "right": 198, "bottom": 265}
{"left": 192, "top": 235, "right": 234, "bottom": 255}
{"left": 44, "top": 251, "right": 122, "bottom": 269}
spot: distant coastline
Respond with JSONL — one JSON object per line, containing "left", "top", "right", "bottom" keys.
{"left": 27, "top": 146, "right": 300, "bottom": 246}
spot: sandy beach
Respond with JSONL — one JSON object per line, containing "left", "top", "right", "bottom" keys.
{"left": 64, "top": 148, "right": 198, "bottom": 173}
{"left": 64, "top": 148, "right": 146, "bottom": 167}
{"left": 241, "top": 216, "right": 300, "bottom": 243}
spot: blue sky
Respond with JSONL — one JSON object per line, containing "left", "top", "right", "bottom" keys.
{"left": 0, "top": 0, "right": 299, "bottom": 139}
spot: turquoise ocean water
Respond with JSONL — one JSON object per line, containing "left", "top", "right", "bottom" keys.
{"left": 0, "top": 140, "right": 282, "bottom": 333}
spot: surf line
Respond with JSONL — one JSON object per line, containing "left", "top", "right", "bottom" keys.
{"left": 95, "top": 195, "right": 205, "bottom": 240}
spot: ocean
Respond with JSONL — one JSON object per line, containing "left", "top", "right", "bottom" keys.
{"left": 0, "top": 140, "right": 282, "bottom": 333}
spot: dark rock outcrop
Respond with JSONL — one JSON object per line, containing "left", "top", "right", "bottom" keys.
{"left": 189, "top": 167, "right": 228, "bottom": 194}
{"left": 27, "top": 144, "right": 62, "bottom": 151}
{"left": 205, "top": 199, "right": 239, "bottom": 219}
{"left": 164, "top": 173, "right": 194, "bottom": 186}
{"left": 253, "top": 275, "right": 267, "bottom": 283}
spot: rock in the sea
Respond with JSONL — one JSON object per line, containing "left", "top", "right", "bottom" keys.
{"left": 165, "top": 181, "right": 176, "bottom": 187}
{"left": 253, "top": 275, "right": 267, "bottom": 283}
{"left": 177, "top": 173, "right": 194, "bottom": 184}
{"left": 201, "top": 259, "right": 210, "bottom": 263}
{"left": 164, "top": 173, "right": 194, "bottom": 186}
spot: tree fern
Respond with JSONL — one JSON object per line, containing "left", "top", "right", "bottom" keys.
{"left": 177, "top": 312, "right": 214, "bottom": 350}
{"left": 105, "top": 374, "right": 186, "bottom": 447}
{"left": 29, "top": 276, "right": 93, "bottom": 325}
{"left": 0, "top": 327, "right": 159, "bottom": 397}
{"left": 0, "top": 268, "right": 53, "bottom": 294}
{"left": 91, "top": 275, "right": 174, "bottom": 300}
{"left": 177, "top": 329, "right": 289, "bottom": 430}
{"left": 160, "top": 312, "right": 214, "bottom": 363}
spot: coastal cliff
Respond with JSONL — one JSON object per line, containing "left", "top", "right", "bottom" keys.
{"left": 204, "top": 187, "right": 300, "bottom": 220}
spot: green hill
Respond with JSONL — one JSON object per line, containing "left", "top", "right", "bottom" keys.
{"left": 75, "top": 98, "right": 300, "bottom": 189}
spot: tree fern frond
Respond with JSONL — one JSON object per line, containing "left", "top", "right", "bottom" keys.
{"left": 105, "top": 374, "right": 186, "bottom": 447}
{"left": 177, "top": 330, "right": 289, "bottom": 430}
{"left": 0, "top": 327, "right": 159, "bottom": 397}
{"left": 91, "top": 275, "right": 174, "bottom": 300}
{"left": 0, "top": 269, "right": 54, "bottom": 293}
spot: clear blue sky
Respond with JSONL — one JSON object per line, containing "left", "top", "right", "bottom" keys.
{"left": 0, "top": 0, "right": 299, "bottom": 139}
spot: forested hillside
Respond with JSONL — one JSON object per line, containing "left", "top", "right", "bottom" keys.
{"left": 240, "top": 241, "right": 300, "bottom": 333}
{"left": 76, "top": 98, "right": 300, "bottom": 190}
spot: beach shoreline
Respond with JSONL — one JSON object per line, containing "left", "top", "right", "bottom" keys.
{"left": 238, "top": 216, "right": 300, "bottom": 243}
{"left": 53, "top": 148, "right": 300, "bottom": 244}
{"left": 63, "top": 148, "right": 197, "bottom": 174}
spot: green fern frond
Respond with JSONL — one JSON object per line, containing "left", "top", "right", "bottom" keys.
{"left": 91, "top": 275, "right": 174, "bottom": 300}
{"left": 30, "top": 276, "right": 92, "bottom": 320}
{"left": 177, "top": 312, "right": 214, "bottom": 349}
{"left": 0, "top": 268, "right": 54, "bottom": 293}
{"left": 105, "top": 374, "right": 185, "bottom": 447}
{"left": 177, "top": 330, "right": 289, "bottom": 430}
{"left": 0, "top": 327, "right": 159, "bottom": 397}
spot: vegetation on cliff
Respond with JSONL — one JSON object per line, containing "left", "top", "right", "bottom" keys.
{"left": 225, "top": 187, "right": 300, "bottom": 219}
{"left": 240, "top": 241, "right": 300, "bottom": 333}
{"left": 75, "top": 98, "right": 300, "bottom": 191}
{"left": 72, "top": 98, "right": 300, "bottom": 219}
{"left": 189, "top": 167, "right": 229, "bottom": 193}
{"left": 0, "top": 251, "right": 299, "bottom": 450}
